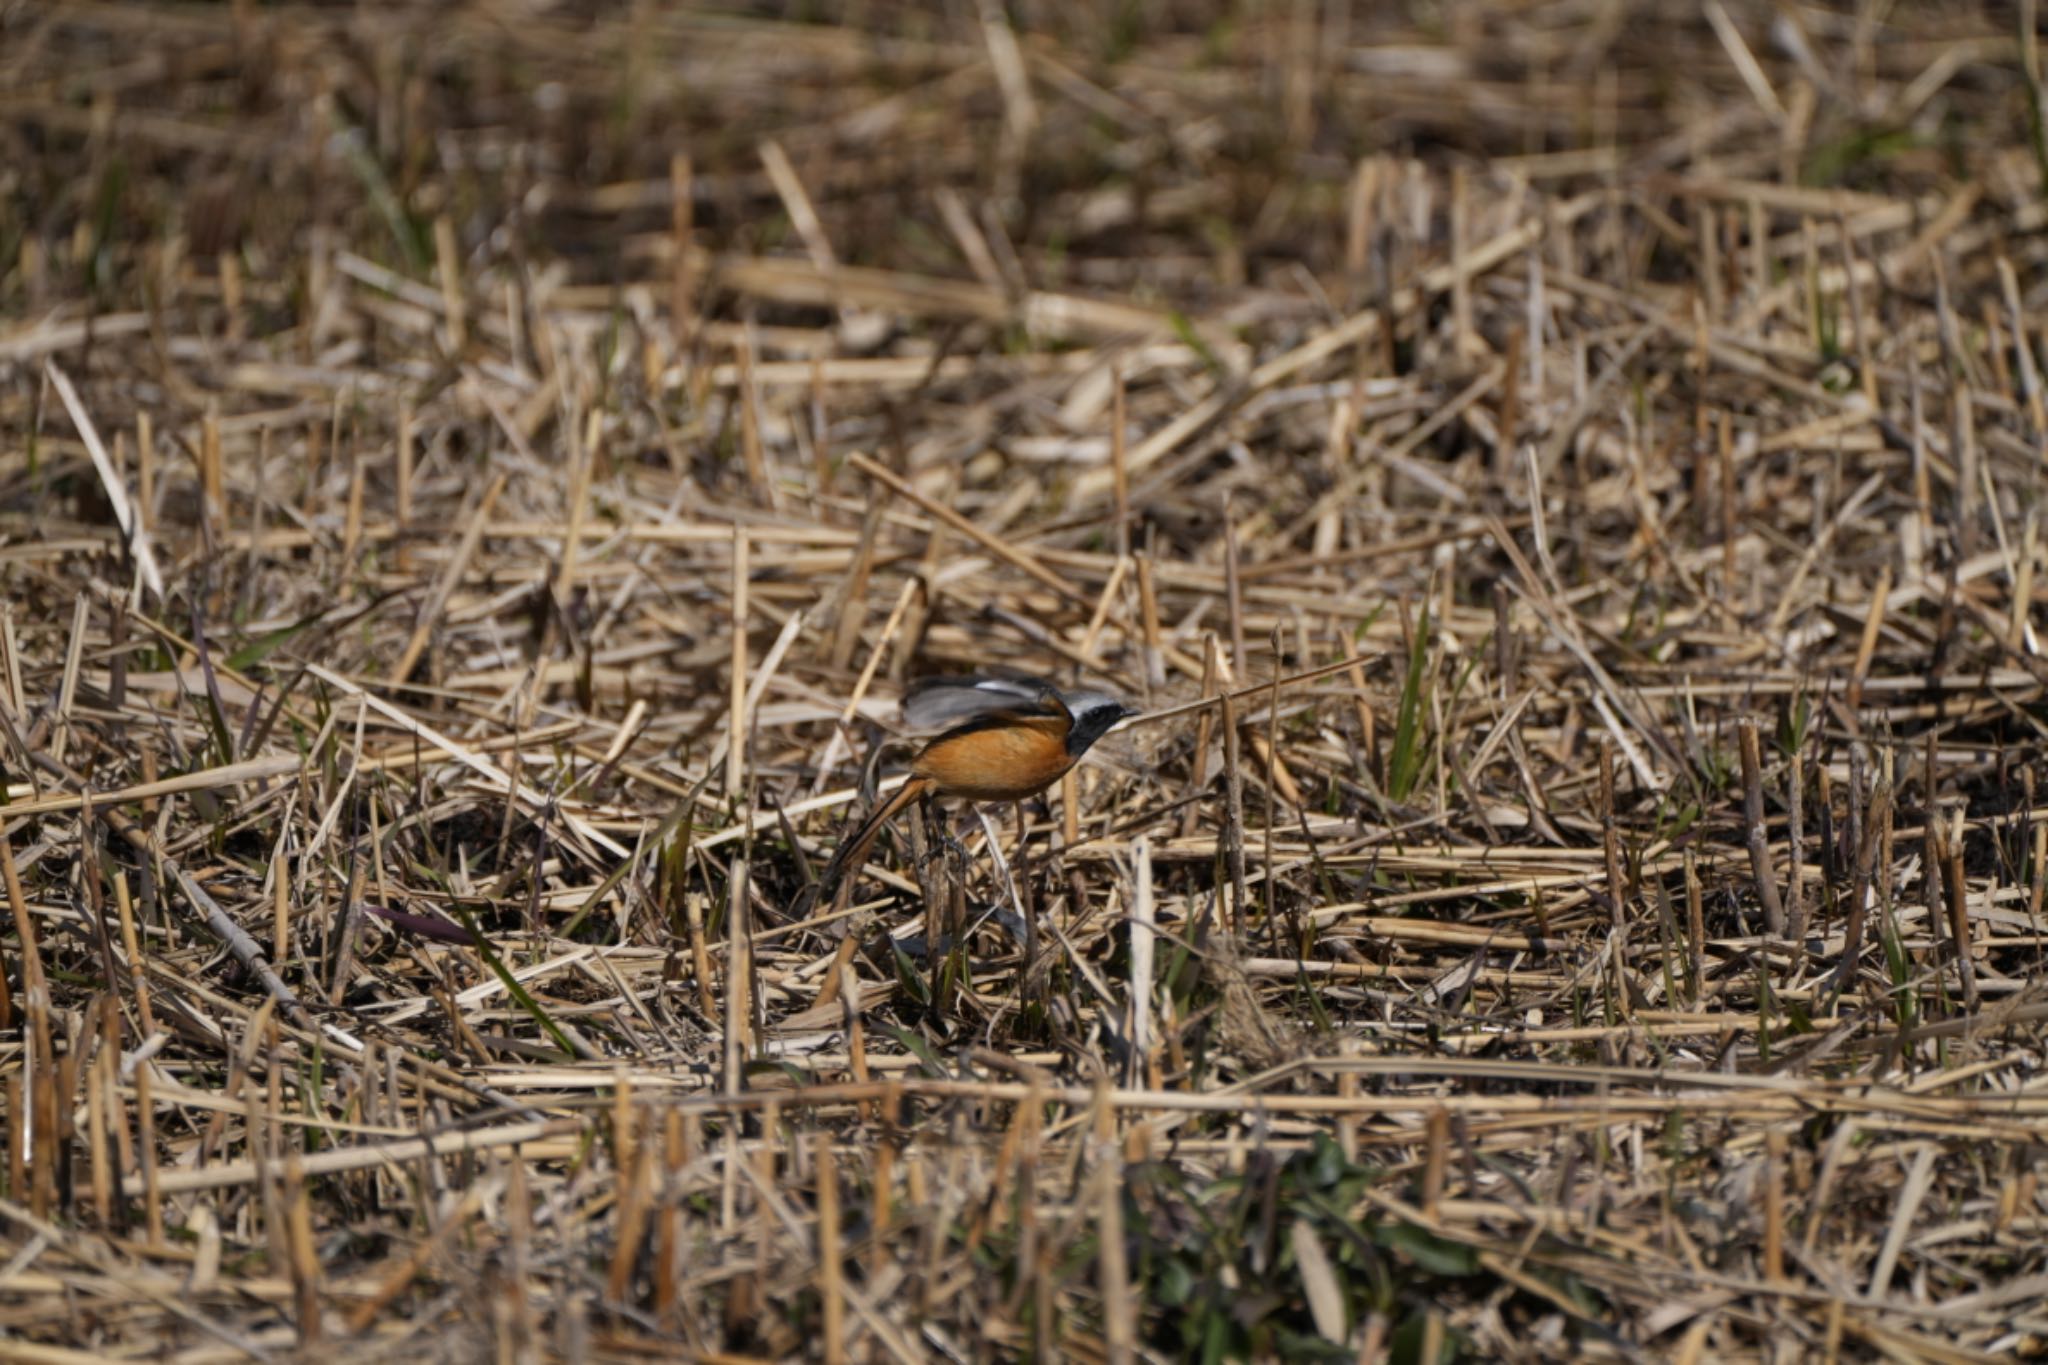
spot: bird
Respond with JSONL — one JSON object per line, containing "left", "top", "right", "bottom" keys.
{"left": 812, "top": 675, "right": 1134, "bottom": 907}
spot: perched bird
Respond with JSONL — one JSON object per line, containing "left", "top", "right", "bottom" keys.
{"left": 814, "top": 675, "right": 1133, "bottom": 905}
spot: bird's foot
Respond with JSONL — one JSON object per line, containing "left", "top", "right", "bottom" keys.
{"left": 916, "top": 829, "right": 973, "bottom": 878}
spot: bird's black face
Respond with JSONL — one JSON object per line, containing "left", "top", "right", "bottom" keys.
{"left": 1063, "top": 693, "right": 1133, "bottom": 756}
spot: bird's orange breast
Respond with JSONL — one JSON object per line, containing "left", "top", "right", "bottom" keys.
{"left": 911, "top": 719, "right": 1075, "bottom": 800}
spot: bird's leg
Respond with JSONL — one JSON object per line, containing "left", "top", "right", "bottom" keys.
{"left": 909, "top": 789, "right": 937, "bottom": 908}
{"left": 914, "top": 798, "right": 973, "bottom": 877}
{"left": 949, "top": 813, "right": 973, "bottom": 892}
{"left": 907, "top": 795, "right": 974, "bottom": 980}
{"left": 1015, "top": 799, "right": 1039, "bottom": 1007}
{"left": 904, "top": 791, "right": 943, "bottom": 962}
{"left": 910, "top": 791, "right": 936, "bottom": 871}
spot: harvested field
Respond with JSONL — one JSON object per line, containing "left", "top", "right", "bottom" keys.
{"left": 3, "top": 1, "right": 2047, "bottom": 1360}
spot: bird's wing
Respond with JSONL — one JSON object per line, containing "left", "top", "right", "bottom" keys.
{"left": 899, "top": 674, "right": 1068, "bottom": 732}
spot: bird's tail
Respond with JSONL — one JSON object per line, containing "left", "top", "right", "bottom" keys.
{"left": 813, "top": 777, "right": 934, "bottom": 908}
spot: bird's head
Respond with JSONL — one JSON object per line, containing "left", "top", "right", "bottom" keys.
{"left": 1062, "top": 691, "right": 1135, "bottom": 756}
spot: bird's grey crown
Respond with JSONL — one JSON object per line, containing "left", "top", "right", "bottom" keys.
{"left": 1064, "top": 691, "right": 1124, "bottom": 723}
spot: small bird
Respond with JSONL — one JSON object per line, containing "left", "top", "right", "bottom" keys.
{"left": 814, "top": 675, "right": 1133, "bottom": 905}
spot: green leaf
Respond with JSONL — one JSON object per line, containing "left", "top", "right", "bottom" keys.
{"left": 881, "top": 1024, "right": 947, "bottom": 1079}
{"left": 226, "top": 614, "right": 327, "bottom": 671}
{"left": 1168, "top": 308, "right": 1225, "bottom": 375}
{"left": 747, "top": 1058, "right": 814, "bottom": 1087}
{"left": 1389, "top": 1309, "right": 1460, "bottom": 1365}
{"left": 1388, "top": 597, "right": 1432, "bottom": 801}
{"left": 447, "top": 900, "right": 579, "bottom": 1061}
{"left": 891, "top": 941, "right": 931, "bottom": 1007}
{"left": 329, "top": 110, "right": 429, "bottom": 272}
{"left": 1157, "top": 1257, "right": 1195, "bottom": 1306}
{"left": 1305, "top": 1132, "right": 1348, "bottom": 1190}
{"left": 1373, "top": 1220, "right": 1478, "bottom": 1277}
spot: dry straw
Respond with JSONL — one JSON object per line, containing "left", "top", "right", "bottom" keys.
{"left": 1, "top": 2, "right": 2045, "bottom": 1359}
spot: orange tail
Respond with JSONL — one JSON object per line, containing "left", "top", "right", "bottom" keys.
{"left": 816, "top": 777, "right": 935, "bottom": 906}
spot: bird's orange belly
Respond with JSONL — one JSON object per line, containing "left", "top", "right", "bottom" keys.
{"left": 913, "top": 724, "right": 1075, "bottom": 800}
